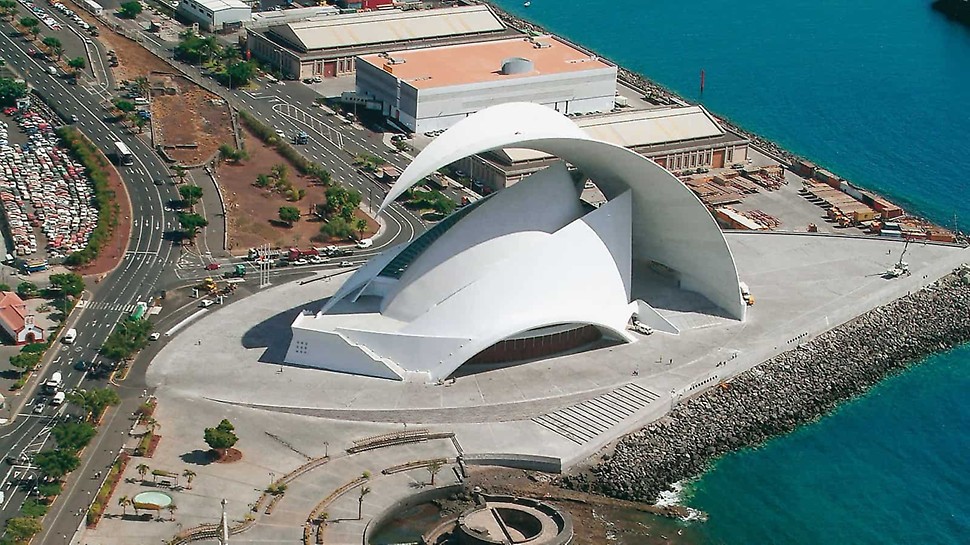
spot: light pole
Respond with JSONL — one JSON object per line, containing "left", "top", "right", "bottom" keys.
{"left": 324, "top": 441, "right": 329, "bottom": 457}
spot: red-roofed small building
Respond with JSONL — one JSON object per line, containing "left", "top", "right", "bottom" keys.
{"left": 0, "top": 291, "right": 45, "bottom": 345}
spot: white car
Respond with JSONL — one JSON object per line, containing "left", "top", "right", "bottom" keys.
{"left": 149, "top": 332, "right": 161, "bottom": 341}
{"left": 199, "top": 300, "right": 214, "bottom": 308}
{"left": 292, "top": 259, "right": 308, "bottom": 266}
{"left": 33, "top": 402, "right": 45, "bottom": 414}
{"left": 308, "top": 255, "right": 323, "bottom": 264}
{"left": 340, "top": 261, "right": 353, "bottom": 267}
{"left": 275, "top": 129, "right": 285, "bottom": 139}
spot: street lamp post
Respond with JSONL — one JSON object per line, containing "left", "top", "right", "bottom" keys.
{"left": 324, "top": 441, "right": 329, "bottom": 457}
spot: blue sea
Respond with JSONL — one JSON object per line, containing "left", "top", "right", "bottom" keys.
{"left": 491, "top": 0, "right": 970, "bottom": 542}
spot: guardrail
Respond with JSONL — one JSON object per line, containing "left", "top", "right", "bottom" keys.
{"left": 347, "top": 430, "right": 455, "bottom": 454}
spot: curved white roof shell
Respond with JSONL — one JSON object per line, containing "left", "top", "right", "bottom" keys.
{"left": 286, "top": 103, "right": 744, "bottom": 382}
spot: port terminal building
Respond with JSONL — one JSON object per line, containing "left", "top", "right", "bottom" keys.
{"left": 354, "top": 35, "right": 618, "bottom": 133}
{"left": 452, "top": 106, "right": 749, "bottom": 193}
{"left": 245, "top": 5, "right": 518, "bottom": 80}
{"left": 176, "top": 0, "right": 251, "bottom": 31}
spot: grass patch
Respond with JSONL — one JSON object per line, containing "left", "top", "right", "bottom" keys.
{"left": 87, "top": 453, "right": 129, "bottom": 528}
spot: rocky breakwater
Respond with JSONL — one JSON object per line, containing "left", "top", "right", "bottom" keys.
{"left": 564, "top": 271, "right": 970, "bottom": 503}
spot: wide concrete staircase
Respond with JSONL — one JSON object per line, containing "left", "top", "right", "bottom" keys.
{"left": 531, "top": 383, "right": 661, "bottom": 444}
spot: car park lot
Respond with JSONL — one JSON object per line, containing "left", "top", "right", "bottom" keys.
{"left": 0, "top": 108, "right": 98, "bottom": 261}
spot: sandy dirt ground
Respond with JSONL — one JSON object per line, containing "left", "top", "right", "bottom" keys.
{"left": 219, "top": 128, "right": 377, "bottom": 252}
{"left": 150, "top": 74, "right": 234, "bottom": 165}
{"left": 78, "top": 12, "right": 233, "bottom": 165}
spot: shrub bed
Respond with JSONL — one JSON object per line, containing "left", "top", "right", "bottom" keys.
{"left": 87, "top": 453, "right": 130, "bottom": 528}
{"left": 237, "top": 110, "right": 331, "bottom": 183}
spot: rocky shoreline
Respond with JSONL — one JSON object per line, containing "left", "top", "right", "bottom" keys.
{"left": 481, "top": 1, "right": 799, "bottom": 165}
{"left": 562, "top": 271, "right": 970, "bottom": 503}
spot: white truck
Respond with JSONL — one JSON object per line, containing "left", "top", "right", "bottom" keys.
{"left": 63, "top": 328, "right": 77, "bottom": 344}
{"left": 44, "top": 371, "right": 62, "bottom": 394}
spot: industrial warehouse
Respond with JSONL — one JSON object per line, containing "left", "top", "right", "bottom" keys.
{"left": 246, "top": 4, "right": 517, "bottom": 80}
{"left": 452, "top": 105, "right": 750, "bottom": 192}
{"left": 355, "top": 35, "right": 618, "bottom": 133}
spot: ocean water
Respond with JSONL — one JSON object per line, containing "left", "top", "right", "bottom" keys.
{"left": 491, "top": 0, "right": 970, "bottom": 542}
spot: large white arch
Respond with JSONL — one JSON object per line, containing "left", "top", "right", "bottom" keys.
{"left": 380, "top": 102, "right": 745, "bottom": 321}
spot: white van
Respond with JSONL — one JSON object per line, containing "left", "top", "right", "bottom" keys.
{"left": 51, "top": 391, "right": 65, "bottom": 405}
{"left": 134, "top": 97, "right": 149, "bottom": 106}
{"left": 63, "top": 328, "right": 77, "bottom": 344}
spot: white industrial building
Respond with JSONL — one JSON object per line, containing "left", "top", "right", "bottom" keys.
{"left": 177, "top": 0, "right": 251, "bottom": 31}
{"left": 355, "top": 35, "right": 618, "bottom": 133}
{"left": 455, "top": 106, "right": 750, "bottom": 192}
{"left": 284, "top": 103, "right": 745, "bottom": 382}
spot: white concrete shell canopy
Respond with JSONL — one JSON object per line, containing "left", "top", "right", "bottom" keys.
{"left": 380, "top": 102, "right": 746, "bottom": 321}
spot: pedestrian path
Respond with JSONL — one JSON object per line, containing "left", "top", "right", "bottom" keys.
{"left": 531, "top": 383, "right": 661, "bottom": 445}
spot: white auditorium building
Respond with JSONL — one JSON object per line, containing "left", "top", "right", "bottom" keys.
{"left": 285, "top": 103, "right": 746, "bottom": 382}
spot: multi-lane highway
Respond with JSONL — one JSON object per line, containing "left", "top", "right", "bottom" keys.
{"left": 0, "top": 3, "right": 439, "bottom": 542}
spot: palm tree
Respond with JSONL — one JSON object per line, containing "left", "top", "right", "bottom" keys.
{"left": 118, "top": 495, "right": 130, "bottom": 516}
{"left": 134, "top": 76, "right": 150, "bottom": 98}
{"left": 355, "top": 218, "right": 368, "bottom": 240}
{"left": 182, "top": 469, "right": 196, "bottom": 489}
{"left": 172, "top": 165, "right": 187, "bottom": 185}
{"left": 357, "top": 487, "right": 370, "bottom": 520}
{"left": 136, "top": 463, "right": 150, "bottom": 481}
{"left": 145, "top": 417, "right": 159, "bottom": 434}
{"left": 426, "top": 460, "right": 443, "bottom": 486}
{"left": 167, "top": 504, "right": 178, "bottom": 521}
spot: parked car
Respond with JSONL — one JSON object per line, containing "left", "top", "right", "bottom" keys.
{"left": 205, "top": 263, "right": 220, "bottom": 270}
{"left": 292, "top": 259, "right": 308, "bottom": 266}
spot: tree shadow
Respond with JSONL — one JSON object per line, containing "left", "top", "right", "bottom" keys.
{"left": 180, "top": 449, "right": 214, "bottom": 466}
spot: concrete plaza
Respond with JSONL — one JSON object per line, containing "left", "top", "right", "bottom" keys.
{"left": 77, "top": 233, "right": 968, "bottom": 545}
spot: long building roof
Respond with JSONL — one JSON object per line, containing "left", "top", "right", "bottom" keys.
{"left": 498, "top": 106, "right": 728, "bottom": 163}
{"left": 358, "top": 35, "right": 613, "bottom": 90}
{"left": 180, "top": 0, "right": 249, "bottom": 13}
{"left": 269, "top": 5, "right": 505, "bottom": 53}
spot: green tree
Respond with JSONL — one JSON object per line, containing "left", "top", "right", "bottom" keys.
{"left": 51, "top": 422, "right": 97, "bottom": 453}
{"left": 322, "top": 185, "right": 362, "bottom": 223}
{"left": 0, "top": 0, "right": 16, "bottom": 21}
{"left": 319, "top": 217, "right": 354, "bottom": 240}
{"left": 172, "top": 165, "right": 188, "bottom": 184}
{"left": 255, "top": 173, "right": 270, "bottom": 188}
{"left": 355, "top": 218, "right": 368, "bottom": 240}
{"left": 9, "top": 351, "right": 41, "bottom": 374}
{"left": 136, "top": 463, "right": 149, "bottom": 480}
{"left": 0, "top": 283, "right": 10, "bottom": 291}
{"left": 223, "top": 60, "right": 256, "bottom": 88}
{"left": 182, "top": 469, "right": 197, "bottom": 489}
{"left": 112, "top": 98, "right": 135, "bottom": 113}
{"left": 5, "top": 517, "right": 42, "bottom": 543}
{"left": 41, "top": 36, "right": 62, "bottom": 59}
{"left": 67, "top": 56, "right": 86, "bottom": 74}
{"left": 16, "top": 281, "right": 37, "bottom": 299}
{"left": 278, "top": 206, "right": 300, "bottom": 226}
{"left": 18, "top": 16, "right": 38, "bottom": 37}
{"left": 426, "top": 459, "right": 443, "bottom": 485}
{"left": 20, "top": 499, "right": 47, "bottom": 518}
{"left": 178, "top": 212, "right": 208, "bottom": 239}
{"left": 117, "top": 1, "right": 142, "bottom": 18}
{"left": 67, "top": 388, "right": 120, "bottom": 421}
{"left": 203, "top": 419, "right": 238, "bottom": 455}
{"left": 33, "top": 449, "right": 80, "bottom": 480}
{"left": 179, "top": 185, "right": 204, "bottom": 206}
{"left": 37, "top": 482, "right": 61, "bottom": 498}
{"left": 100, "top": 318, "right": 153, "bottom": 360}
{"left": 0, "top": 77, "right": 26, "bottom": 107}
{"left": 48, "top": 272, "right": 85, "bottom": 297}
{"left": 118, "top": 495, "right": 130, "bottom": 516}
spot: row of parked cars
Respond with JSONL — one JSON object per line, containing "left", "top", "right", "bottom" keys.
{"left": 49, "top": 1, "right": 98, "bottom": 35}
{"left": 0, "top": 108, "right": 98, "bottom": 259}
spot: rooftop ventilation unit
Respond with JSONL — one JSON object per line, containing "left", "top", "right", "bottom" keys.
{"left": 500, "top": 57, "right": 534, "bottom": 75}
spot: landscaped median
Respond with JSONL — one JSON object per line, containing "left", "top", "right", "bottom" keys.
{"left": 56, "top": 127, "right": 130, "bottom": 275}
